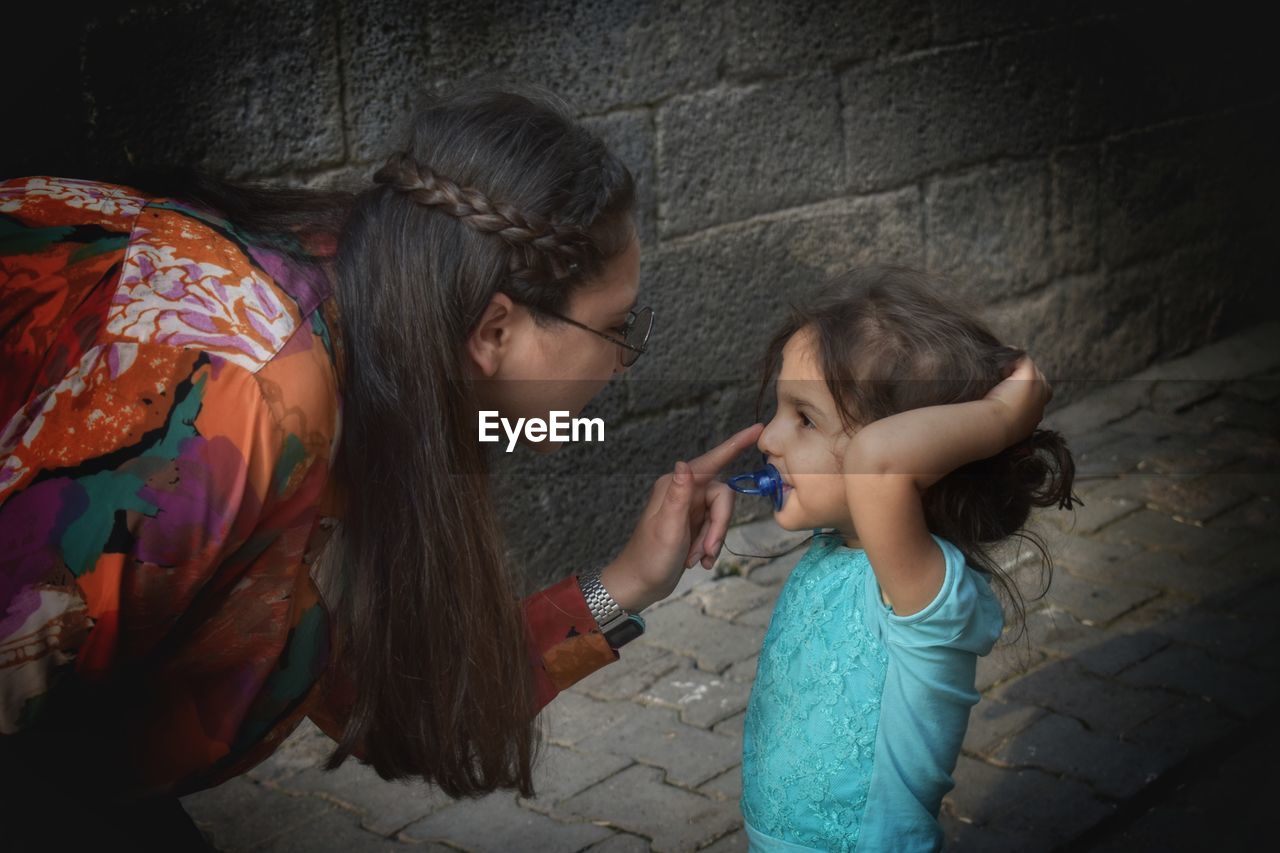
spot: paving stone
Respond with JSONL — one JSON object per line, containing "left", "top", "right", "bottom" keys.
{"left": 1116, "top": 642, "right": 1280, "bottom": 718}
{"left": 1052, "top": 534, "right": 1144, "bottom": 575}
{"left": 401, "top": 792, "right": 612, "bottom": 851}
{"left": 732, "top": 603, "right": 775, "bottom": 629}
{"left": 699, "top": 827, "right": 748, "bottom": 852}
{"left": 1061, "top": 545, "right": 1254, "bottom": 600}
{"left": 944, "top": 755, "right": 1116, "bottom": 841}
{"left": 698, "top": 764, "right": 742, "bottom": 802}
{"left": 1151, "top": 609, "right": 1280, "bottom": 664}
{"left": 1094, "top": 509, "right": 1238, "bottom": 558}
{"left": 729, "top": 519, "right": 813, "bottom": 558}
{"left": 1209, "top": 465, "right": 1280, "bottom": 500}
{"left": 574, "top": 641, "right": 684, "bottom": 702}
{"left": 558, "top": 764, "right": 740, "bottom": 853}
{"left": 664, "top": 561, "right": 723, "bottom": 604}
{"left": 1049, "top": 478, "right": 1145, "bottom": 534}
{"left": 1246, "top": 640, "right": 1280, "bottom": 673}
{"left": 1123, "top": 695, "right": 1239, "bottom": 761}
{"left": 273, "top": 758, "right": 451, "bottom": 837}
{"left": 638, "top": 663, "right": 753, "bottom": 728}
{"left": 745, "top": 547, "right": 806, "bottom": 586}
{"left": 712, "top": 711, "right": 746, "bottom": 739}
{"left": 1072, "top": 434, "right": 1154, "bottom": 478}
{"left": 940, "top": 812, "right": 1028, "bottom": 853}
{"left": 519, "top": 744, "right": 633, "bottom": 809}
{"left": 246, "top": 717, "right": 336, "bottom": 783}
{"left": 1137, "top": 437, "right": 1248, "bottom": 477}
{"left": 1103, "top": 593, "right": 1198, "bottom": 634}
{"left": 1187, "top": 393, "right": 1280, "bottom": 435}
{"left": 723, "top": 657, "right": 757, "bottom": 683}
{"left": 1023, "top": 607, "right": 1106, "bottom": 657}
{"left": 1042, "top": 567, "right": 1160, "bottom": 626}
{"left": 1203, "top": 427, "right": 1280, "bottom": 470}
{"left": 1211, "top": 574, "right": 1280, "bottom": 620}
{"left": 1148, "top": 379, "right": 1223, "bottom": 414}
{"left": 1137, "top": 473, "right": 1255, "bottom": 524}
{"left": 181, "top": 777, "right": 341, "bottom": 853}
{"left": 1108, "top": 407, "right": 1219, "bottom": 440}
{"left": 687, "top": 576, "right": 776, "bottom": 620}
{"left": 574, "top": 703, "right": 740, "bottom": 788}
{"left": 962, "top": 698, "right": 1048, "bottom": 757}
{"left": 585, "top": 833, "right": 653, "bottom": 853}
{"left": 1071, "top": 629, "right": 1171, "bottom": 677}
{"left": 716, "top": 525, "right": 772, "bottom": 576}
{"left": 975, "top": 639, "right": 1044, "bottom": 692}
{"left": 991, "top": 712, "right": 1174, "bottom": 799}
{"left": 541, "top": 691, "right": 645, "bottom": 748}
{"left": 638, "top": 600, "right": 766, "bottom": 674}
{"left": 1208, "top": 495, "right": 1280, "bottom": 530}
{"left": 255, "top": 806, "right": 432, "bottom": 852}
{"left": 1078, "top": 723, "right": 1280, "bottom": 853}
{"left": 993, "top": 659, "right": 1173, "bottom": 736}
{"left": 1042, "top": 380, "right": 1148, "bottom": 436}
{"left": 1224, "top": 376, "right": 1280, "bottom": 404}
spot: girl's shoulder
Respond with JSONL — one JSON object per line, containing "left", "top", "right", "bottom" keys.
{"left": 869, "top": 534, "right": 1005, "bottom": 654}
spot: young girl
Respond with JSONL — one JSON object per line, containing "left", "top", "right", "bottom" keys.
{"left": 739, "top": 266, "right": 1076, "bottom": 851}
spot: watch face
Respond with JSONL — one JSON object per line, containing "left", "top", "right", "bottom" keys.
{"left": 605, "top": 614, "right": 646, "bottom": 649}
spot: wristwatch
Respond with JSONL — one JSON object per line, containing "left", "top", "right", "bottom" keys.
{"left": 577, "top": 568, "right": 646, "bottom": 649}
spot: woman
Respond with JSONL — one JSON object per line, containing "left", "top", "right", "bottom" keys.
{"left": 0, "top": 87, "right": 761, "bottom": 846}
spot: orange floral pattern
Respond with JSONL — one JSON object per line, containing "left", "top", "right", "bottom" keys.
{"left": 0, "top": 177, "right": 617, "bottom": 796}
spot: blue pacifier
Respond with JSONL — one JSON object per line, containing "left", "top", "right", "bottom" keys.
{"left": 727, "top": 458, "right": 786, "bottom": 511}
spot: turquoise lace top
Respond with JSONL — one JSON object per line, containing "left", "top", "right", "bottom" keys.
{"left": 741, "top": 532, "right": 1004, "bottom": 852}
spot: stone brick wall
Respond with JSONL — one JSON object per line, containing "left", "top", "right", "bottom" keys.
{"left": 3, "top": 1, "right": 1275, "bottom": 586}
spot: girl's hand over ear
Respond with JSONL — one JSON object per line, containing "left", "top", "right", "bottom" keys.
{"left": 985, "top": 355, "right": 1053, "bottom": 447}
{"left": 601, "top": 423, "right": 764, "bottom": 613}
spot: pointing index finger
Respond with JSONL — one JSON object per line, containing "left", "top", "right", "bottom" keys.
{"left": 688, "top": 423, "right": 764, "bottom": 483}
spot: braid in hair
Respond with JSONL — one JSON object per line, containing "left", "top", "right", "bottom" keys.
{"left": 373, "top": 151, "right": 596, "bottom": 283}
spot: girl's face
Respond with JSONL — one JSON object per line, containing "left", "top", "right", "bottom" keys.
{"left": 757, "top": 328, "right": 860, "bottom": 540}
{"left": 470, "top": 233, "right": 642, "bottom": 451}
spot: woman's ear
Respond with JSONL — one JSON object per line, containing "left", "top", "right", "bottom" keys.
{"left": 465, "top": 292, "right": 520, "bottom": 378}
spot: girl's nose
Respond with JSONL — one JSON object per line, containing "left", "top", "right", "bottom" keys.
{"left": 757, "top": 417, "right": 779, "bottom": 459}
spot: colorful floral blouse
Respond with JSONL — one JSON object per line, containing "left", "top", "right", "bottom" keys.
{"left": 0, "top": 176, "right": 618, "bottom": 797}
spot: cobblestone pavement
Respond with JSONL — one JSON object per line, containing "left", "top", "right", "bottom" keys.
{"left": 183, "top": 322, "right": 1280, "bottom": 852}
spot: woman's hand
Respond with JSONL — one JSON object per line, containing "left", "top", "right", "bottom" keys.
{"left": 600, "top": 423, "right": 765, "bottom": 613}
{"left": 985, "top": 355, "right": 1053, "bottom": 447}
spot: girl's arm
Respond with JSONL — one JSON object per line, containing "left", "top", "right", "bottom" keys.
{"left": 844, "top": 357, "right": 1051, "bottom": 616}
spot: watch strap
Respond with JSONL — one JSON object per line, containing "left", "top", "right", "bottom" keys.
{"left": 577, "top": 568, "right": 644, "bottom": 648}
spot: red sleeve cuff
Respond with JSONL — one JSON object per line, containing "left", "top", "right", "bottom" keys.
{"left": 523, "top": 575, "right": 619, "bottom": 710}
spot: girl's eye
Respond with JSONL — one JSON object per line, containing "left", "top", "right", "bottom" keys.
{"left": 799, "top": 412, "right": 815, "bottom": 429}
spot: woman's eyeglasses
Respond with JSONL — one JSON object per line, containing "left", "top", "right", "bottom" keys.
{"left": 544, "top": 305, "right": 654, "bottom": 367}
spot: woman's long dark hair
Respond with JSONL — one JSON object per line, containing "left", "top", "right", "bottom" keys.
{"left": 757, "top": 266, "right": 1078, "bottom": 639}
{"left": 326, "top": 88, "right": 633, "bottom": 795}
{"left": 119, "top": 88, "right": 635, "bottom": 796}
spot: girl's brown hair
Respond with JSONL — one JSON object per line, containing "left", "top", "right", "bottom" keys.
{"left": 757, "top": 265, "right": 1078, "bottom": 637}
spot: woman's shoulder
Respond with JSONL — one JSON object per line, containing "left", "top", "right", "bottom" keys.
{"left": 1, "top": 176, "right": 341, "bottom": 460}
{"left": 0, "top": 176, "right": 151, "bottom": 227}
{"left": 4, "top": 174, "right": 336, "bottom": 376}
{"left": 108, "top": 199, "right": 334, "bottom": 374}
